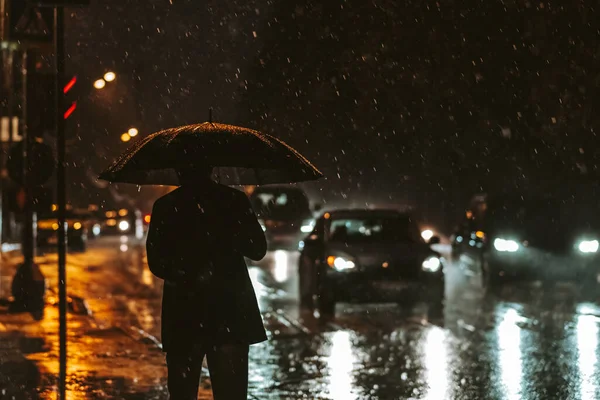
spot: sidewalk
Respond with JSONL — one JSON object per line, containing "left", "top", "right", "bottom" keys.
{"left": 0, "top": 250, "right": 194, "bottom": 399}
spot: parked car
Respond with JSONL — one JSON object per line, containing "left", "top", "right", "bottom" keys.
{"left": 249, "top": 185, "right": 318, "bottom": 250}
{"left": 37, "top": 208, "right": 87, "bottom": 252}
{"left": 72, "top": 207, "right": 102, "bottom": 240}
{"left": 298, "top": 209, "right": 445, "bottom": 317}
{"left": 452, "top": 193, "right": 600, "bottom": 288}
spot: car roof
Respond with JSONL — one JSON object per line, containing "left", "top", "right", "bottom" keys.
{"left": 323, "top": 209, "right": 411, "bottom": 219}
{"left": 252, "top": 186, "right": 306, "bottom": 194}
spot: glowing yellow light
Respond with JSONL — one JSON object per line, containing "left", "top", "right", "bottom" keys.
{"left": 103, "top": 71, "right": 116, "bottom": 82}
{"left": 52, "top": 223, "right": 59, "bottom": 231}
{"left": 73, "top": 222, "right": 82, "bottom": 230}
{"left": 128, "top": 128, "right": 138, "bottom": 137}
{"left": 327, "top": 256, "right": 335, "bottom": 267}
{"left": 105, "top": 211, "right": 117, "bottom": 218}
{"left": 476, "top": 231, "right": 485, "bottom": 239}
{"left": 106, "top": 219, "right": 117, "bottom": 226}
{"left": 118, "top": 209, "right": 129, "bottom": 217}
{"left": 466, "top": 210, "right": 473, "bottom": 219}
{"left": 51, "top": 204, "right": 57, "bottom": 212}
{"left": 144, "top": 214, "right": 151, "bottom": 224}
{"left": 93, "top": 79, "right": 106, "bottom": 89}
{"left": 382, "top": 261, "right": 389, "bottom": 268}
{"left": 121, "top": 133, "right": 131, "bottom": 142}
{"left": 324, "top": 212, "right": 331, "bottom": 219}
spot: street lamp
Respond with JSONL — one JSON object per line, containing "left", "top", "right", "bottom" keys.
{"left": 93, "top": 79, "right": 106, "bottom": 89}
{"left": 128, "top": 127, "right": 138, "bottom": 137}
{"left": 93, "top": 72, "right": 116, "bottom": 90}
{"left": 120, "top": 133, "right": 131, "bottom": 142}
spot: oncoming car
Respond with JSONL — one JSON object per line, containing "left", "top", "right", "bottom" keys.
{"left": 453, "top": 194, "right": 600, "bottom": 288}
{"left": 298, "top": 209, "right": 445, "bottom": 317}
{"left": 101, "top": 208, "right": 144, "bottom": 238}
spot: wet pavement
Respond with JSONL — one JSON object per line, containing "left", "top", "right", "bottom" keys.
{"left": 1, "top": 236, "right": 600, "bottom": 399}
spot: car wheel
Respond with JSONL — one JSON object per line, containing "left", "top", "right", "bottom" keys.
{"left": 317, "top": 276, "right": 336, "bottom": 317}
{"left": 317, "top": 289, "right": 336, "bottom": 318}
{"left": 298, "top": 255, "right": 316, "bottom": 310}
{"left": 482, "top": 257, "right": 502, "bottom": 293}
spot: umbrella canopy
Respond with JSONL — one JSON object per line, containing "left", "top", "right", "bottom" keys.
{"left": 98, "top": 122, "right": 323, "bottom": 186}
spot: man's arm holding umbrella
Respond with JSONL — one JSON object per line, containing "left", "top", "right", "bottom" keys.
{"left": 230, "top": 192, "right": 267, "bottom": 261}
{"left": 146, "top": 199, "right": 189, "bottom": 283}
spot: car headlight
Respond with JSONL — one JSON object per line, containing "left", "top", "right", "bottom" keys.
{"left": 92, "top": 224, "right": 101, "bottom": 236}
{"left": 300, "top": 220, "right": 315, "bottom": 233}
{"left": 327, "top": 255, "right": 356, "bottom": 271}
{"left": 493, "top": 238, "right": 519, "bottom": 252}
{"left": 421, "top": 229, "right": 434, "bottom": 241}
{"left": 578, "top": 240, "right": 599, "bottom": 253}
{"left": 422, "top": 256, "right": 441, "bottom": 272}
{"left": 118, "top": 220, "right": 130, "bottom": 231}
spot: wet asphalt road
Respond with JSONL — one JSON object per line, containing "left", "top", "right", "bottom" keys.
{"left": 43, "top": 236, "right": 600, "bottom": 399}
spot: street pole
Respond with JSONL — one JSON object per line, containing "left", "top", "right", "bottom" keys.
{"left": 54, "top": 6, "right": 67, "bottom": 400}
{"left": 21, "top": 50, "right": 35, "bottom": 267}
{"left": 5, "top": 48, "right": 14, "bottom": 242}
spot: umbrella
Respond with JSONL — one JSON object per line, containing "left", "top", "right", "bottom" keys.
{"left": 98, "top": 122, "right": 323, "bottom": 186}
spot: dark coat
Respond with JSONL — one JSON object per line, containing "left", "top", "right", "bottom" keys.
{"left": 146, "top": 181, "right": 268, "bottom": 351}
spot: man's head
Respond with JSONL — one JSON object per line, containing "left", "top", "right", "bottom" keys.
{"left": 176, "top": 165, "right": 213, "bottom": 185}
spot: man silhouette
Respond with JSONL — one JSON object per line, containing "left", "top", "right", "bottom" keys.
{"left": 146, "top": 165, "right": 267, "bottom": 400}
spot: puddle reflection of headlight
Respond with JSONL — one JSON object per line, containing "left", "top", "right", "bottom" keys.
{"left": 274, "top": 250, "right": 288, "bottom": 282}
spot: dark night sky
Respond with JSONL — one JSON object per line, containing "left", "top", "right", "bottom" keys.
{"left": 64, "top": 0, "right": 600, "bottom": 229}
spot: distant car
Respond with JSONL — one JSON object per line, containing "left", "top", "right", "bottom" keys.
{"left": 298, "top": 209, "right": 445, "bottom": 316}
{"left": 72, "top": 208, "right": 102, "bottom": 240}
{"left": 100, "top": 208, "right": 144, "bottom": 239}
{"left": 453, "top": 193, "right": 600, "bottom": 288}
{"left": 249, "top": 186, "right": 318, "bottom": 250}
{"left": 37, "top": 209, "right": 87, "bottom": 252}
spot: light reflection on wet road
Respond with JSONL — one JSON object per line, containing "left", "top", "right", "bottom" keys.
{"left": 33, "top": 237, "right": 600, "bottom": 399}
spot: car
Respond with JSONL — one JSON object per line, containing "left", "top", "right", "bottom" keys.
{"left": 249, "top": 185, "right": 319, "bottom": 250}
{"left": 452, "top": 193, "right": 600, "bottom": 288}
{"left": 298, "top": 209, "right": 445, "bottom": 317}
{"left": 100, "top": 208, "right": 144, "bottom": 239}
{"left": 37, "top": 208, "right": 87, "bottom": 252}
{"left": 72, "top": 207, "right": 103, "bottom": 240}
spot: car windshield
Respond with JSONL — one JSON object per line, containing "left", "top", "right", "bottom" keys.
{"left": 250, "top": 189, "right": 310, "bottom": 221}
{"left": 328, "top": 215, "right": 422, "bottom": 243}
